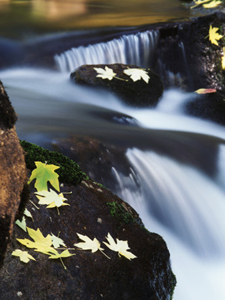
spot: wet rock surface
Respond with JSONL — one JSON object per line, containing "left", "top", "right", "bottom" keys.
{"left": 153, "top": 12, "right": 225, "bottom": 124}
{"left": 0, "top": 81, "right": 27, "bottom": 267}
{"left": 71, "top": 63, "right": 164, "bottom": 107}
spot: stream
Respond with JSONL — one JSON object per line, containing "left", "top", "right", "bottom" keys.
{"left": 1, "top": 1, "right": 225, "bottom": 299}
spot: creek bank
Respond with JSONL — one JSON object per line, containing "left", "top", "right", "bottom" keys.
{"left": 0, "top": 140, "right": 176, "bottom": 300}
{"left": 71, "top": 63, "right": 164, "bottom": 107}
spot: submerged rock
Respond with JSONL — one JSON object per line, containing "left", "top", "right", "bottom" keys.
{"left": 0, "top": 81, "right": 27, "bottom": 267}
{"left": 0, "top": 141, "right": 176, "bottom": 300}
{"left": 71, "top": 63, "right": 164, "bottom": 107}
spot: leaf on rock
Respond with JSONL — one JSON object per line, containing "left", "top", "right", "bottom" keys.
{"left": 47, "top": 249, "right": 74, "bottom": 259}
{"left": 209, "top": 25, "right": 223, "bottom": 46}
{"left": 51, "top": 233, "right": 66, "bottom": 248}
{"left": 103, "top": 233, "right": 137, "bottom": 260}
{"left": 123, "top": 68, "right": 150, "bottom": 83}
{"left": 195, "top": 88, "right": 216, "bottom": 94}
{"left": 17, "top": 227, "right": 54, "bottom": 253}
{"left": 15, "top": 216, "right": 27, "bottom": 232}
{"left": 74, "top": 233, "right": 104, "bottom": 253}
{"left": 35, "top": 189, "right": 69, "bottom": 209}
{"left": 28, "top": 161, "right": 60, "bottom": 192}
{"left": 12, "top": 249, "right": 36, "bottom": 263}
{"left": 203, "top": 0, "right": 222, "bottom": 8}
{"left": 24, "top": 208, "right": 33, "bottom": 220}
{"left": 191, "top": 0, "right": 213, "bottom": 9}
{"left": 94, "top": 66, "right": 117, "bottom": 80}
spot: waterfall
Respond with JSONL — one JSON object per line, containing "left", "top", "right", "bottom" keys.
{"left": 54, "top": 30, "right": 159, "bottom": 73}
{"left": 111, "top": 148, "right": 225, "bottom": 300}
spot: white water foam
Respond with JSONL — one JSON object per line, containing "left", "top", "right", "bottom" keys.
{"left": 54, "top": 30, "right": 159, "bottom": 73}
{"left": 112, "top": 148, "right": 225, "bottom": 300}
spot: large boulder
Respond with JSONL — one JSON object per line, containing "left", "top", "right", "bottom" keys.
{"left": 0, "top": 141, "right": 176, "bottom": 300}
{"left": 0, "top": 81, "right": 27, "bottom": 267}
{"left": 71, "top": 63, "right": 164, "bottom": 107}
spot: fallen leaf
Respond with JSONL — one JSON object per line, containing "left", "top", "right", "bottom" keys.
{"left": 24, "top": 208, "right": 33, "bottom": 220}
{"left": 103, "top": 233, "right": 137, "bottom": 260}
{"left": 12, "top": 249, "right": 36, "bottom": 263}
{"left": 209, "top": 25, "right": 223, "bottom": 46}
{"left": 28, "top": 161, "right": 60, "bottom": 192}
{"left": 94, "top": 66, "right": 117, "bottom": 80}
{"left": 47, "top": 249, "right": 75, "bottom": 269}
{"left": 15, "top": 216, "right": 27, "bottom": 232}
{"left": 74, "top": 233, "right": 104, "bottom": 253}
{"left": 47, "top": 249, "right": 74, "bottom": 259}
{"left": 123, "top": 68, "right": 150, "bottom": 83}
{"left": 17, "top": 227, "right": 54, "bottom": 253}
{"left": 203, "top": 0, "right": 222, "bottom": 8}
{"left": 191, "top": 0, "right": 211, "bottom": 9}
{"left": 35, "top": 189, "right": 69, "bottom": 209}
{"left": 51, "top": 233, "right": 66, "bottom": 248}
{"left": 195, "top": 88, "right": 216, "bottom": 94}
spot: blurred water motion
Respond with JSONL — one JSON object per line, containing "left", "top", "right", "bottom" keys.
{"left": 0, "top": 0, "right": 190, "bottom": 38}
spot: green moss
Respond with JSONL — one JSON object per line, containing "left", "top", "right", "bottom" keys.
{"left": 106, "top": 202, "right": 134, "bottom": 225}
{"left": 20, "top": 140, "right": 88, "bottom": 185}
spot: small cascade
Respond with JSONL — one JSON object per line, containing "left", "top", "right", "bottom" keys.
{"left": 111, "top": 148, "right": 225, "bottom": 257}
{"left": 111, "top": 147, "right": 225, "bottom": 300}
{"left": 54, "top": 30, "right": 159, "bottom": 73}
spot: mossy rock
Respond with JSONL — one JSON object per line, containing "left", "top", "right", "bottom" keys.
{"left": 20, "top": 140, "right": 88, "bottom": 185}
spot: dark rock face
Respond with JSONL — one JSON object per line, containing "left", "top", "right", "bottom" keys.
{"left": 152, "top": 12, "right": 225, "bottom": 124}
{"left": 0, "top": 177, "right": 175, "bottom": 300}
{"left": 0, "top": 81, "right": 27, "bottom": 267}
{"left": 71, "top": 63, "right": 164, "bottom": 107}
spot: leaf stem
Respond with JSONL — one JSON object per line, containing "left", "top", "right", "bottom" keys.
{"left": 100, "top": 249, "right": 111, "bottom": 259}
{"left": 29, "top": 200, "right": 40, "bottom": 210}
{"left": 60, "top": 257, "right": 67, "bottom": 270}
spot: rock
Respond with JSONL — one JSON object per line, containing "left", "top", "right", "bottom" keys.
{"left": 153, "top": 12, "right": 225, "bottom": 124}
{"left": 0, "top": 141, "right": 176, "bottom": 300}
{"left": 71, "top": 63, "right": 164, "bottom": 107}
{"left": 0, "top": 81, "right": 27, "bottom": 267}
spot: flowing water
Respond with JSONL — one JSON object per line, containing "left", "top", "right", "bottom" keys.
{"left": 1, "top": 2, "right": 225, "bottom": 299}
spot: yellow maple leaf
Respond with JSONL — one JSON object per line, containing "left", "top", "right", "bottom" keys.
{"left": 74, "top": 233, "right": 104, "bottom": 253}
{"left": 35, "top": 189, "right": 69, "bottom": 209}
{"left": 47, "top": 249, "right": 75, "bottom": 270}
{"left": 28, "top": 161, "right": 60, "bottom": 192}
{"left": 103, "top": 233, "right": 137, "bottom": 260}
{"left": 203, "top": 0, "right": 222, "bottom": 8}
{"left": 12, "top": 249, "right": 36, "bottom": 263}
{"left": 94, "top": 66, "right": 117, "bottom": 80}
{"left": 191, "top": 0, "right": 211, "bottom": 9}
{"left": 15, "top": 216, "right": 27, "bottom": 232}
{"left": 50, "top": 233, "right": 66, "bottom": 248}
{"left": 17, "top": 227, "right": 54, "bottom": 253}
{"left": 209, "top": 25, "right": 223, "bottom": 46}
{"left": 123, "top": 68, "right": 150, "bottom": 83}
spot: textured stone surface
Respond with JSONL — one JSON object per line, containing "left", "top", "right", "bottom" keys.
{"left": 0, "top": 177, "right": 175, "bottom": 300}
{"left": 0, "top": 81, "right": 27, "bottom": 266}
{"left": 71, "top": 63, "right": 164, "bottom": 107}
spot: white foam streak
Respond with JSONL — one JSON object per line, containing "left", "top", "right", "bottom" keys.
{"left": 54, "top": 30, "right": 159, "bottom": 73}
{"left": 111, "top": 148, "right": 225, "bottom": 300}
